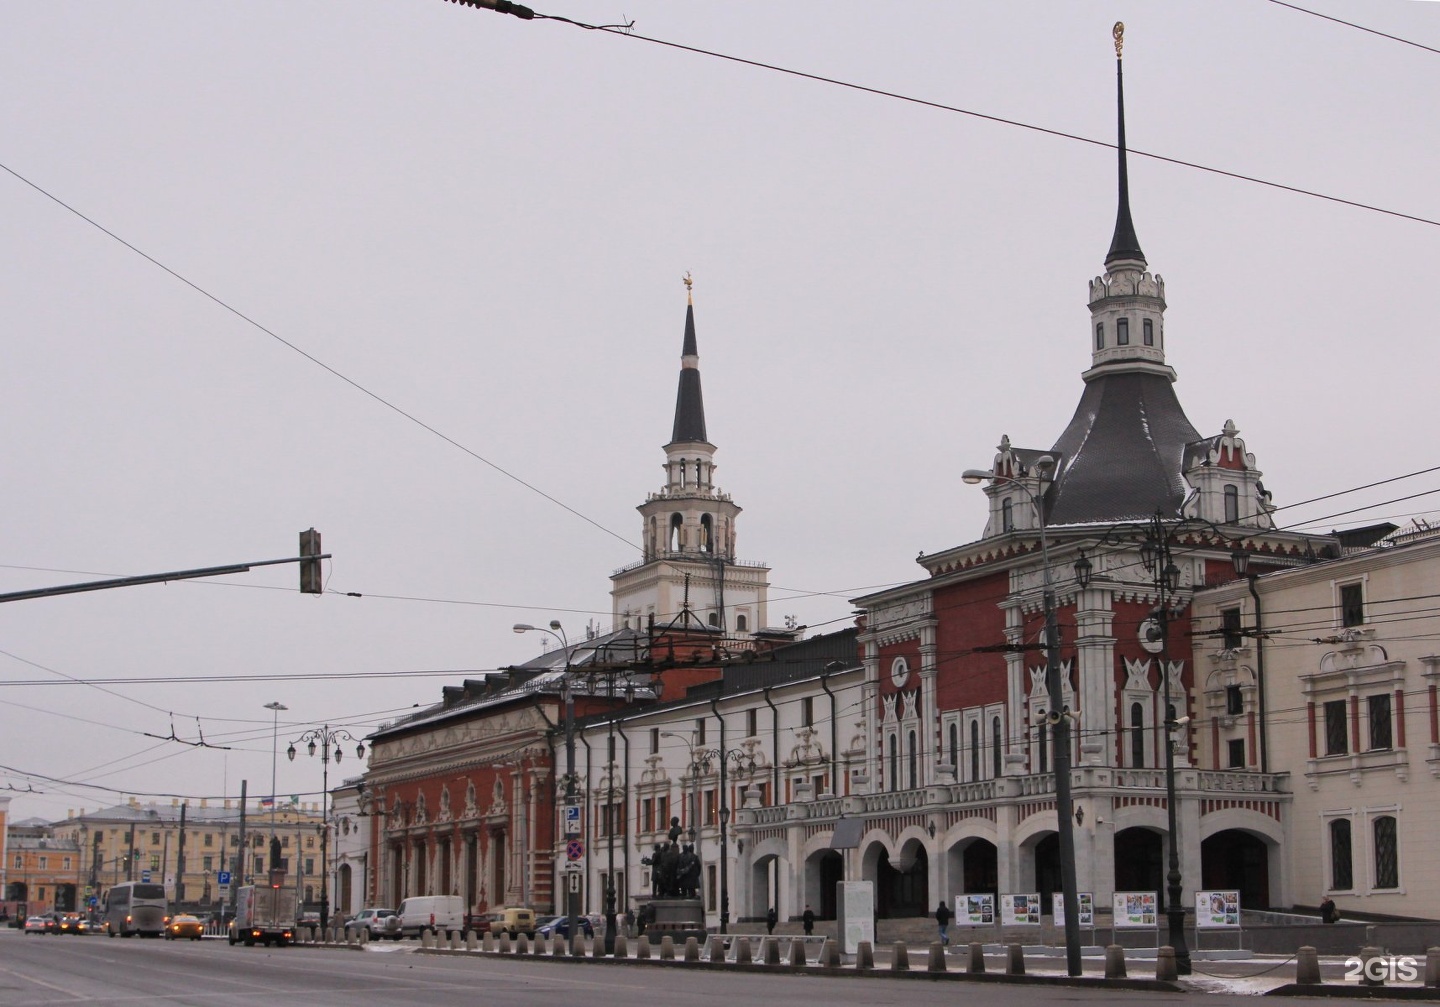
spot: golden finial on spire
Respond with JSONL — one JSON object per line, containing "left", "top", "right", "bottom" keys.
{"left": 683, "top": 270, "right": 693, "bottom": 304}
{"left": 1113, "top": 21, "right": 1125, "bottom": 60}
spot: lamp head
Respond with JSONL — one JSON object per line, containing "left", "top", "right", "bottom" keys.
{"left": 1034, "top": 454, "right": 1055, "bottom": 475}
{"left": 961, "top": 469, "right": 990, "bottom": 485}
{"left": 549, "top": 619, "right": 563, "bottom": 632}
{"left": 513, "top": 623, "right": 535, "bottom": 634}
{"left": 1231, "top": 548, "right": 1250, "bottom": 577}
{"left": 286, "top": 744, "right": 297, "bottom": 762}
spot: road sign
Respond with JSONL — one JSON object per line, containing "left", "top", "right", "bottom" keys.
{"left": 565, "top": 839, "right": 584, "bottom": 861}
{"left": 564, "top": 804, "right": 581, "bottom": 837}
{"left": 141, "top": 871, "right": 152, "bottom": 883}
{"left": 217, "top": 871, "right": 232, "bottom": 886}
{"left": 567, "top": 873, "right": 580, "bottom": 893}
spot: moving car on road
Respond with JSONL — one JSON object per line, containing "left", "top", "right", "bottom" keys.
{"left": 23, "top": 915, "right": 52, "bottom": 935}
{"left": 349, "top": 908, "right": 400, "bottom": 940}
{"left": 534, "top": 915, "right": 593, "bottom": 940}
{"left": 166, "top": 914, "right": 204, "bottom": 940}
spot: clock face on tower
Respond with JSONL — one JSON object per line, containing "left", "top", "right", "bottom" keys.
{"left": 890, "top": 656, "right": 910, "bottom": 688}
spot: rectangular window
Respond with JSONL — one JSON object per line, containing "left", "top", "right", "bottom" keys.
{"left": 306, "top": 837, "right": 315, "bottom": 849}
{"left": 1373, "top": 816, "right": 1399, "bottom": 889}
{"left": 230, "top": 835, "right": 239, "bottom": 848}
{"left": 1095, "top": 323, "right": 1105, "bottom": 350}
{"left": 282, "top": 836, "right": 291, "bottom": 849}
{"left": 695, "top": 719, "right": 706, "bottom": 746}
{"left": 38, "top": 856, "right": 48, "bottom": 870}
{"left": 1227, "top": 739, "right": 1245, "bottom": 768}
{"left": 253, "top": 855, "right": 263, "bottom": 874}
{"left": 152, "top": 833, "right": 161, "bottom": 846}
{"left": 204, "top": 834, "right": 213, "bottom": 848}
{"left": 149, "top": 855, "right": 160, "bottom": 870}
{"left": 1324, "top": 700, "right": 1349, "bottom": 756}
{"left": 1117, "top": 317, "right": 1130, "bottom": 345}
{"left": 746, "top": 708, "right": 758, "bottom": 738}
{"left": 1368, "top": 694, "right": 1392, "bottom": 751}
{"left": 1225, "top": 684, "right": 1244, "bottom": 716}
{"left": 649, "top": 728, "right": 660, "bottom": 755}
{"left": 203, "top": 856, "right": 213, "bottom": 871}
{"left": 1224, "top": 485, "right": 1239, "bottom": 523}
{"left": 305, "top": 858, "right": 314, "bottom": 874}
{"left": 657, "top": 796, "right": 669, "bottom": 831}
{"left": 63, "top": 857, "right": 71, "bottom": 870}
{"left": 703, "top": 789, "right": 716, "bottom": 825}
{"left": 802, "top": 697, "right": 814, "bottom": 728}
{"left": 1143, "top": 318, "right": 1154, "bottom": 346}
{"left": 642, "top": 798, "right": 653, "bottom": 833}
{"left": 1341, "top": 582, "right": 1365, "bottom": 627}
{"left": 1221, "top": 608, "right": 1243, "bottom": 650}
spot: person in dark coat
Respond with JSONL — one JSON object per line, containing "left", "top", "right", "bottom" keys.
{"left": 1320, "top": 895, "right": 1337, "bottom": 924}
{"left": 802, "top": 905, "right": 815, "bottom": 936}
{"left": 935, "top": 900, "right": 953, "bottom": 945}
{"left": 765, "top": 907, "right": 777, "bottom": 935}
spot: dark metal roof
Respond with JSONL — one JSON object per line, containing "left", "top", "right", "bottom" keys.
{"left": 721, "top": 627, "right": 859, "bottom": 694}
{"left": 669, "top": 302, "right": 708, "bottom": 445}
{"left": 1044, "top": 370, "right": 1201, "bottom": 525}
{"left": 1105, "top": 57, "right": 1145, "bottom": 267}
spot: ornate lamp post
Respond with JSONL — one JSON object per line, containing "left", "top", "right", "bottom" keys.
{"left": 963, "top": 455, "right": 1082, "bottom": 977}
{"left": 288, "top": 726, "right": 365, "bottom": 931}
{"left": 515, "top": 620, "right": 576, "bottom": 946}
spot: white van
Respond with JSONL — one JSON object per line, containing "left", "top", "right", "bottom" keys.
{"left": 397, "top": 895, "right": 466, "bottom": 939}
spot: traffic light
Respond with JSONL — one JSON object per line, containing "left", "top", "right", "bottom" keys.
{"left": 299, "top": 528, "right": 322, "bottom": 594}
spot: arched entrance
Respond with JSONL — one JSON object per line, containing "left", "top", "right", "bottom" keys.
{"left": 337, "top": 863, "right": 353, "bottom": 914}
{"left": 804, "top": 850, "right": 842, "bottom": 919}
{"left": 750, "top": 853, "right": 785, "bottom": 919}
{"left": 876, "top": 843, "right": 928, "bottom": 918}
{"left": 1114, "top": 827, "right": 1164, "bottom": 901}
{"left": 945, "top": 838, "right": 997, "bottom": 897}
{"left": 1202, "top": 830, "right": 1271, "bottom": 910}
{"left": 1033, "top": 834, "right": 1059, "bottom": 914}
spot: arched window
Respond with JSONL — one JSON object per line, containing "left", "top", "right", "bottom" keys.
{"left": 1224, "top": 485, "right": 1239, "bottom": 523}
{"left": 700, "top": 514, "right": 714, "bottom": 553}
{"left": 1117, "top": 317, "right": 1130, "bottom": 345}
{"left": 736, "top": 613, "right": 748, "bottom": 632}
{"left": 991, "top": 717, "right": 1003, "bottom": 779}
{"left": 669, "top": 513, "right": 683, "bottom": 551}
{"left": 707, "top": 612, "right": 720, "bottom": 628}
{"left": 888, "top": 734, "right": 899, "bottom": 793}
{"left": 1374, "top": 816, "right": 1399, "bottom": 889}
{"left": 949, "top": 722, "right": 959, "bottom": 770}
{"left": 970, "top": 721, "right": 980, "bottom": 781}
{"left": 1130, "top": 702, "right": 1145, "bottom": 767}
{"left": 907, "top": 731, "right": 918, "bottom": 789}
{"left": 1095, "top": 322, "right": 1105, "bottom": 350}
{"left": 1037, "top": 717, "right": 1048, "bottom": 773}
{"left": 679, "top": 459, "right": 687, "bottom": 489}
{"left": 1330, "top": 818, "right": 1353, "bottom": 890}
{"left": 1001, "top": 498, "right": 1014, "bottom": 533}
{"left": 695, "top": 459, "right": 703, "bottom": 487}
{"left": 1143, "top": 318, "right": 1154, "bottom": 346}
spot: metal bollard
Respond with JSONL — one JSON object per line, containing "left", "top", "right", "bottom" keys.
{"left": 788, "top": 938, "right": 806, "bottom": 967}
{"left": 892, "top": 941, "right": 910, "bottom": 971}
{"left": 968, "top": 942, "right": 985, "bottom": 973}
{"left": 763, "top": 937, "right": 781, "bottom": 966}
{"left": 735, "top": 937, "right": 753, "bottom": 965}
{"left": 659, "top": 935, "right": 675, "bottom": 960}
{"left": 1105, "top": 944, "right": 1127, "bottom": 979}
{"left": 684, "top": 937, "right": 700, "bottom": 962}
{"left": 1156, "top": 945, "right": 1177, "bottom": 982}
{"left": 1296, "top": 945, "right": 1321, "bottom": 985}
{"left": 856, "top": 940, "right": 874, "bottom": 970}
{"left": 928, "top": 941, "right": 947, "bottom": 972}
{"left": 1006, "top": 943, "right": 1025, "bottom": 975}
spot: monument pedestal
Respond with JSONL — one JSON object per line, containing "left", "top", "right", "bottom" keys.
{"left": 642, "top": 898, "right": 706, "bottom": 944}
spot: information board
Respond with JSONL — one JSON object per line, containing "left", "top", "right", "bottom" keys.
{"left": 1112, "top": 891, "right": 1159, "bottom": 928}
{"left": 837, "top": 881, "right": 875, "bottom": 954}
{"left": 1052, "top": 891, "right": 1094, "bottom": 927}
{"left": 954, "top": 893, "right": 995, "bottom": 926}
{"left": 1000, "top": 892, "right": 1042, "bottom": 926}
{"left": 1195, "top": 890, "right": 1241, "bottom": 928}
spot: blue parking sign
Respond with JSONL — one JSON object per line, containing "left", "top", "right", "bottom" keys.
{"left": 217, "top": 871, "right": 232, "bottom": 886}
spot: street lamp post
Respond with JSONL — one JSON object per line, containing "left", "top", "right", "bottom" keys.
{"left": 718, "top": 748, "right": 759, "bottom": 936}
{"left": 263, "top": 702, "right": 287, "bottom": 883}
{"left": 288, "top": 726, "right": 365, "bottom": 932}
{"left": 515, "top": 620, "right": 576, "bottom": 948}
{"left": 963, "top": 456, "right": 1082, "bottom": 977}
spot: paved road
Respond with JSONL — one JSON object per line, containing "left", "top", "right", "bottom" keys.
{"left": 0, "top": 930, "right": 1372, "bottom": 1006}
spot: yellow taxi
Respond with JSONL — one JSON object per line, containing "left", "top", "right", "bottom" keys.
{"left": 165, "top": 914, "right": 205, "bottom": 940}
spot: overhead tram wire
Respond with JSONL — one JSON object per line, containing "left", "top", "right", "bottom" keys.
{"left": 464, "top": 6, "right": 1440, "bottom": 230}
{"left": 1265, "top": 0, "right": 1440, "bottom": 57}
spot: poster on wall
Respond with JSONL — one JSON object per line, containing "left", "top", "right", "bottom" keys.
{"left": 1195, "top": 890, "right": 1241, "bottom": 928}
{"left": 955, "top": 893, "right": 995, "bottom": 926}
{"left": 1112, "top": 891, "right": 1159, "bottom": 928}
{"left": 1000, "top": 893, "right": 1042, "bottom": 926}
{"left": 1052, "top": 892, "right": 1094, "bottom": 927}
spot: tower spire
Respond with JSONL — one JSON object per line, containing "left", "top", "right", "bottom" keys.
{"left": 1105, "top": 22, "right": 1145, "bottom": 267}
{"left": 670, "top": 272, "right": 707, "bottom": 445}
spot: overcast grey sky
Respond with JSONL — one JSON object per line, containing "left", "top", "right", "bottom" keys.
{"left": 2, "top": 1, "right": 1436, "bottom": 823}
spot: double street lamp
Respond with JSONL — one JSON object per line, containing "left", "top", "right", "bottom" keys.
{"left": 963, "top": 455, "right": 1082, "bottom": 978}
{"left": 288, "top": 726, "right": 365, "bottom": 930}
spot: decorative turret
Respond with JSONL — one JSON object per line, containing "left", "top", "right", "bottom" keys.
{"left": 611, "top": 276, "right": 769, "bottom": 635}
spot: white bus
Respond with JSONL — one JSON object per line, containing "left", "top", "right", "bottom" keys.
{"left": 103, "top": 882, "right": 167, "bottom": 937}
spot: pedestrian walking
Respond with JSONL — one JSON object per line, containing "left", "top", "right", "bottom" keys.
{"left": 1319, "top": 894, "right": 1338, "bottom": 924}
{"left": 935, "top": 900, "right": 953, "bottom": 945}
{"left": 765, "top": 906, "right": 777, "bottom": 936}
{"left": 802, "top": 905, "right": 815, "bottom": 936}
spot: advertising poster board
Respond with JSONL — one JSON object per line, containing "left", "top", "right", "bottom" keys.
{"left": 1052, "top": 891, "right": 1094, "bottom": 927}
{"left": 1000, "top": 892, "right": 1042, "bottom": 926}
{"left": 1111, "top": 891, "right": 1159, "bottom": 928}
{"left": 954, "top": 893, "right": 995, "bottom": 927}
{"left": 837, "top": 881, "right": 876, "bottom": 954}
{"left": 1195, "top": 890, "right": 1241, "bottom": 928}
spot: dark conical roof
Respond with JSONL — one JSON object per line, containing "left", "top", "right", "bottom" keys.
{"left": 1105, "top": 56, "right": 1145, "bottom": 266}
{"left": 669, "top": 301, "right": 707, "bottom": 445}
{"left": 1044, "top": 371, "right": 1201, "bottom": 525}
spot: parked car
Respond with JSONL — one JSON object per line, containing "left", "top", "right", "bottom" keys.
{"left": 23, "top": 915, "right": 52, "bottom": 935}
{"left": 397, "top": 895, "right": 464, "bottom": 939}
{"left": 349, "top": 908, "right": 400, "bottom": 940}
{"left": 535, "top": 915, "right": 593, "bottom": 939}
{"left": 165, "top": 914, "right": 205, "bottom": 940}
{"left": 476, "top": 907, "right": 536, "bottom": 938}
